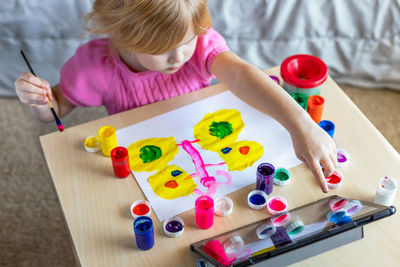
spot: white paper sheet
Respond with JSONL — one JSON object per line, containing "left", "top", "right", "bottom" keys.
{"left": 117, "top": 91, "right": 301, "bottom": 221}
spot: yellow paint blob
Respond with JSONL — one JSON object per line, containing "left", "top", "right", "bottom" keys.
{"left": 193, "top": 109, "right": 244, "bottom": 152}
{"left": 128, "top": 137, "right": 178, "bottom": 172}
{"left": 219, "top": 140, "right": 264, "bottom": 171}
{"left": 84, "top": 136, "right": 100, "bottom": 148}
{"left": 148, "top": 165, "right": 196, "bottom": 199}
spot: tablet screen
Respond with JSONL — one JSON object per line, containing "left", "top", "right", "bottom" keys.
{"left": 191, "top": 195, "right": 395, "bottom": 267}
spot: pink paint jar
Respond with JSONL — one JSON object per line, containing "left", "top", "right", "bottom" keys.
{"left": 195, "top": 195, "right": 214, "bottom": 229}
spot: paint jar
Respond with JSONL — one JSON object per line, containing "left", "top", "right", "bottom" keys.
{"left": 281, "top": 54, "right": 328, "bottom": 110}
{"left": 307, "top": 95, "right": 325, "bottom": 123}
{"left": 195, "top": 195, "right": 214, "bottom": 229}
{"left": 318, "top": 120, "right": 335, "bottom": 138}
{"left": 110, "top": 146, "right": 131, "bottom": 178}
{"left": 133, "top": 216, "right": 154, "bottom": 250}
{"left": 256, "top": 163, "right": 275, "bottom": 195}
{"left": 98, "top": 125, "right": 118, "bottom": 156}
{"left": 374, "top": 176, "right": 398, "bottom": 206}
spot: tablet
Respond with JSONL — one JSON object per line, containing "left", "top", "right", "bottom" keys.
{"left": 190, "top": 195, "right": 396, "bottom": 267}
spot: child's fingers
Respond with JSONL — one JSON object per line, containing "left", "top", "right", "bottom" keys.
{"left": 16, "top": 79, "right": 47, "bottom": 95}
{"left": 309, "top": 159, "right": 329, "bottom": 193}
{"left": 321, "top": 157, "right": 335, "bottom": 177}
{"left": 19, "top": 72, "right": 49, "bottom": 89}
{"left": 37, "top": 77, "right": 52, "bottom": 101}
{"left": 21, "top": 92, "right": 49, "bottom": 105}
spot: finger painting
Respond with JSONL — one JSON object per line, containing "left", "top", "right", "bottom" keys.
{"left": 117, "top": 91, "right": 301, "bottom": 221}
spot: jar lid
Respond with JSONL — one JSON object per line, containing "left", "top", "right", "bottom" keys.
{"left": 214, "top": 196, "right": 233, "bottom": 216}
{"left": 325, "top": 171, "right": 343, "bottom": 189}
{"left": 274, "top": 168, "right": 292, "bottom": 186}
{"left": 256, "top": 222, "right": 277, "bottom": 239}
{"left": 84, "top": 135, "right": 100, "bottom": 152}
{"left": 343, "top": 200, "right": 363, "bottom": 216}
{"left": 247, "top": 190, "right": 268, "bottom": 210}
{"left": 286, "top": 220, "right": 305, "bottom": 236}
{"left": 337, "top": 149, "right": 350, "bottom": 168}
{"left": 329, "top": 196, "right": 349, "bottom": 211}
{"left": 130, "top": 200, "right": 151, "bottom": 219}
{"left": 267, "top": 196, "right": 288, "bottom": 216}
{"left": 270, "top": 211, "right": 291, "bottom": 226}
{"left": 223, "top": 236, "right": 244, "bottom": 254}
{"left": 163, "top": 216, "right": 184, "bottom": 237}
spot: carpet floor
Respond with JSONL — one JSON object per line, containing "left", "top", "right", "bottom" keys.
{"left": 1, "top": 85, "right": 399, "bottom": 267}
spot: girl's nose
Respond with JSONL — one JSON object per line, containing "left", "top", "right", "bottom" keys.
{"left": 168, "top": 48, "right": 185, "bottom": 64}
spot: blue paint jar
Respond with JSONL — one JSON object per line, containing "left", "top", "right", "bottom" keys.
{"left": 134, "top": 216, "right": 154, "bottom": 250}
{"left": 318, "top": 120, "right": 335, "bottom": 138}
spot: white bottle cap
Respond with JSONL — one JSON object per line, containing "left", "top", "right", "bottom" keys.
{"left": 163, "top": 216, "right": 184, "bottom": 237}
{"left": 84, "top": 135, "right": 101, "bottom": 152}
{"left": 343, "top": 200, "right": 363, "bottom": 216}
{"left": 267, "top": 196, "right": 288, "bottom": 216}
{"left": 325, "top": 171, "right": 343, "bottom": 189}
{"left": 256, "top": 222, "right": 277, "bottom": 239}
{"left": 130, "top": 200, "right": 151, "bottom": 219}
{"left": 337, "top": 149, "right": 350, "bottom": 168}
{"left": 329, "top": 196, "right": 349, "bottom": 211}
{"left": 270, "top": 212, "right": 291, "bottom": 226}
{"left": 274, "top": 167, "right": 292, "bottom": 186}
{"left": 223, "top": 235, "right": 244, "bottom": 254}
{"left": 286, "top": 220, "right": 305, "bottom": 236}
{"left": 214, "top": 196, "right": 234, "bottom": 216}
{"left": 247, "top": 190, "right": 268, "bottom": 210}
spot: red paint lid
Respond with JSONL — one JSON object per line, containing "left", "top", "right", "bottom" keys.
{"left": 281, "top": 54, "right": 328, "bottom": 88}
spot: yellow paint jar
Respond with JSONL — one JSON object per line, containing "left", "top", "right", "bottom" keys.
{"left": 98, "top": 125, "right": 117, "bottom": 156}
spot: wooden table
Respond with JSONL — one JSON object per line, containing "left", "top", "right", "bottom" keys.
{"left": 40, "top": 67, "right": 400, "bottom": 266}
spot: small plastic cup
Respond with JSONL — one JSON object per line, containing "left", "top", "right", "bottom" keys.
{"left": 133, "top": 216, "right": 154, "bottom": 250}
{"left": 281, "top": 54, "right": 328, "bottom": 109}
{"left": 256, "top": 163, "right": 275, "bottom": 195}
{"left": 195, "top": 195, "right": 214, "bottom": 229}
{"left": 318, "top": 120, "right": 335, "bottom": 138}
{"left": 98, "top": 125, "right": 118, "bottom": 156}
{"left": 307, "top": 95, "right": 325, "bottom": 123}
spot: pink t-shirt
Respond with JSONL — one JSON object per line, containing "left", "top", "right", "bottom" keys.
{"left": 60, "top": 28, "right": 230, "bottom": 115}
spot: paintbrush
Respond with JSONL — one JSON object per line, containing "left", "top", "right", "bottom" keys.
{"left": 20, "top": 50, "right": 64, "bottom": 132}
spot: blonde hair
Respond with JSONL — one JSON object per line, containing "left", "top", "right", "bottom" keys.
{"left": 85, "top": 0, "right": 211, "bottom": 54}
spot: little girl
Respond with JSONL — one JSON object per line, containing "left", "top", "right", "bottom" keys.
{"left": 15, "top": 0, "right": 336, "bottom": 192}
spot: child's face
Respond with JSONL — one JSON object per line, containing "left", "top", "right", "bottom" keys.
{"left": 127, "top": 27, "right": 198, "bottom": 74}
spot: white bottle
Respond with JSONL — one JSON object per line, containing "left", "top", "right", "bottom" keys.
{"left": 373, "top": 177, "right": 398, "bottom": 206}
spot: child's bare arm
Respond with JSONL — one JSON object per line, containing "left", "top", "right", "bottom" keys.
{"left": 15, "top": 73, "right": 76, "bottom": 122}
{"left": 210, "top": 51, "right": 337, "bottom": 193}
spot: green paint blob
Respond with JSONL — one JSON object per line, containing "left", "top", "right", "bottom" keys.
{"left": 289, "top": 225, "right": 304, "bottom": 236}
{"left": 209, "top": 121, "right": 233, "bottom": 139}
{"left": 275, "top": 169, "right": 290, "bottom": 181}
{"left": 139, "top": 145, "right": 162, "bottom": 163}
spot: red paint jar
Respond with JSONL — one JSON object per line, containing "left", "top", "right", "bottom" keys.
{"left": 110, "top": 146, "right": 131, "bottom": 178}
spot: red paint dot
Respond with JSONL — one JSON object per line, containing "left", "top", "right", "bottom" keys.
{"left": 326, "top": 173, "right": 342, "bottom": 184}
{"left": 133, "top": 204, "right": 150, "bottom": 216}
{"left": 239, "top": 146, "right": 250, "bottom": 155}
{"left": 165, "top": 180, "right": 179, "bottom": 188}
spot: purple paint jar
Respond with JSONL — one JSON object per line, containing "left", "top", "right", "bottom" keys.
{"left": 256, "top": 163, "right": 275, "bottom": 195}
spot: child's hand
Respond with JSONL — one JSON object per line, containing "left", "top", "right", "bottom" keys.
{"left": 290, "top": 120, "right": 337, "bottom": 193}
{"left": 15, "top": 72, "right": 53, "bottom": 106}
